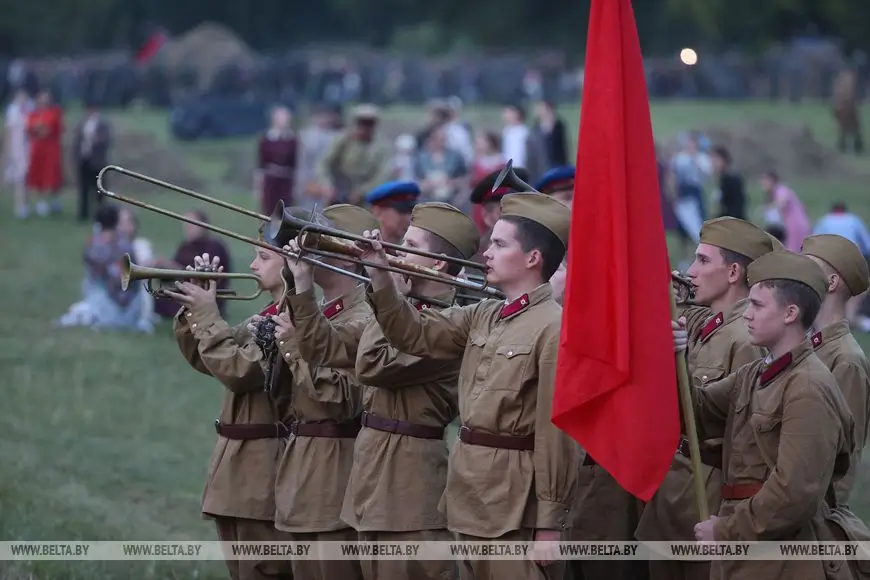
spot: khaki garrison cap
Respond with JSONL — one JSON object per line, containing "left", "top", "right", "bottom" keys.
{"left": 351, "top": 104, "right": 380, "bottom": 121}
{"left": 747, "top": 251, "right": 828, "bottom": 301}
{"left": 699, "top": 217, "right": 776, "bottom": 260}
{"left": 801, "top": 234, "right": 870, "bottom": 296}
{"left": 767, "top": 232, "right": 785, "bottom": 252}
{"left": 499, "top": 192, "right": 571, "bottom": 247}
{"left": 411, "top": 202, "right": 480, "bottom": 260}
{"left": 323, "top": 204, "right": 380, "bottom": 235}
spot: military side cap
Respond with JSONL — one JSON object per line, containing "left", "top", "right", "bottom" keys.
{"left": 535, "top": 165, "right": 576, "bottom": 194}
{"left": 411, "top": 202, "right": 479, "bottom": 260}
{"left": 802, "top": 234, "right": 870, "bottom": 296}
{"left": 767, "top": 232, "right": 785, "bottom": 252}
{"left": 351, "top": 103, "right": 380, "bottom": 121}
{"left": 500, "top": 192, "right": 571, "bottom": 247}
{"left": 365, "top": 181, "right": 420, "bottom": 214}
{"left": 470, "top": 166, "right": 531, "bottom": 205}
{"left": 322, "top": 204, "right": 380, "bottom": 236}
{"left": 747, "top": 251, "right": 828, "bottom": 301}
{"left": 699, "top": 217, "right": 776, "bottom": 260}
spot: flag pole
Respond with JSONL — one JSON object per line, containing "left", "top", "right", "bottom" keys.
{"left": 669, "top": 288, "right": 711, "bottom": 522}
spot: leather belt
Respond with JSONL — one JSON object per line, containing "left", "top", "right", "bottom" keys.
{"left": 215, "top": 420, "right": 289, "bottom": 440}
{"left": 288, "top": 419, "right": 361, "bottom": 439}
{"left": 361, "top": 411, "right": 444, "bottom": 440}
{"left": 458, "top": 425, "right": 535, "bottom": 451}
{"left": 721, "top": 482, "right": 763, "bottom": 500}
{"left": 677, "top": 437, "right": 723, "bottom": 469}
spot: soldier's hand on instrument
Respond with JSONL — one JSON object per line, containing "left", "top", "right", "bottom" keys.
{"left": 284, "top": 240, "right": 314, "bottom": 284}
{"left": 358, "top": 230, "right": 389, "bottom": 264}
{"left": 163, "top": 280, "right": 219, "bottom": 318}
{"left": 272, "top": 312, "right": 295, "bottom": 342}
{"left": 673, "top": 317, "right": 688, "bottom": 353}
{"left": 246, "top": 315, "right": 263, "bottom": 335}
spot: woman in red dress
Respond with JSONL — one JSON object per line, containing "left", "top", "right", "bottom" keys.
{"left": 254, "top": 106, "right": 297, "bottom": 217}
{"left": 26, "top": 91, "right": 64, "bottom": 216}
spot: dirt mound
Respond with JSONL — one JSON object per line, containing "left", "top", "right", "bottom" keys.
{"left": 666, "top": 120, "right": 852, "bottom": 179}
{"left": 63, "top": 127, "right": 203, "bottom": 195}
{"left": 160, "top": 22, "right": 257, "bottom": 90}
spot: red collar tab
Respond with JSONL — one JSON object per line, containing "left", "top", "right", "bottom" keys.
{"left": 759, "top": 353, "right": 793, "bottom": 386}
{"left": 811, "top": 331, "right": 823, "bottom": 349}
{"left": 260, "top": 303, "right": 279, "bottom": 317}
{"left": 499, "top": 294, "right": 530, "bottom": 319}
{"left": 323, "top": 299, "right": 345, "bottom": 319}
{"left": 698, "top": 312, "right": 725, "bottom": 343}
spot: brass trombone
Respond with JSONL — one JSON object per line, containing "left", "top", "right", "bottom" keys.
{"left": 268, "top": 201, "right": 503, "bottom": 298}
{"left": 120, "top": 254, "right": 264, "bottom": 300}
{"left": 491, "top": 159, "right": 540, "bottom": 194}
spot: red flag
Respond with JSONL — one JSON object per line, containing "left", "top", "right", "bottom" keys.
{"left": 551, "top": 0, "right": 680, "bottom": 501}
{"left": 135, "top": 32, "right": 168, "bottom": 64}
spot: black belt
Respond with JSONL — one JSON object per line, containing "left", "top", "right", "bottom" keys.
{"left": 677, "top": 437, "right": 722, "bottom": 469}
{"left": 361, "top": 411, "right": 444, "bottom": 440}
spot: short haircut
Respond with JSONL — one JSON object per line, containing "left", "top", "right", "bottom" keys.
{"left": 95, "top": 204, "right": 120, "bottom": 230}
{"left": 500, "top": 215, "right": 565, "bottom": 281}
{"left": 719, "top": 248, "right": 752, "bottom": 285}
{"left": 424, "top": 230, "right": 465, "bottom": 277}
{"left": 759, "top": 279, "right": 821, "bottom": 330}
{"left": 712, "top": 145, "right": 731, "bottom": 165}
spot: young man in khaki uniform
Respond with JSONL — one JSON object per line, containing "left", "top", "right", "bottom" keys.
{"left": 678, "top": 251, "right": 855, "bottom": 580}
{"left": 636, "top": 217, "right": 776, "bottom": 580}
{"left": 168, "top": 248, "right": 294, "bottom": 580}
{"left": 267, "top": 204, "right": 379, "bottom": 580}
{"left": 801, "top": 234, "right": 870, "bottom": 503}
{"left": 282, "top": 201, "right": 480, "bottom": 580}
{"left": 359, "top": 192, "right": 582, "bottom": 580}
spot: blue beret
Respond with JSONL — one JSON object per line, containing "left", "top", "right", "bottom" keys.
{"left": 365, "top": 181, "right": 421, "bottom": 209}
{"left": 535, "top": 165, "right": 576, "bottom": 194}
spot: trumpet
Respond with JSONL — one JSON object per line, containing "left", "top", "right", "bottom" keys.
{"left": 491, "top": 159, "right": 540, "bottom": 193}
{"left": 672, "top": 272, "right": 696, "bottom": 305}
{"left": 269, "top": 201, "right": 503, "bottom": 298}
{"left": 121, "top": 254, "right": 265, "bottom": 300}
{"left": 97, "top": 165, "right": 503, "bottom": 299}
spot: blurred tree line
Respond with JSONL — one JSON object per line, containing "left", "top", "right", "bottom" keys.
{"left": 0, "top": 0, "right": 866, "bottom": 57}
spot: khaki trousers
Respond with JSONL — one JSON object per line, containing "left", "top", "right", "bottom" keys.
{"left": 214, "top": 516, "right": 295, "bottom": 580}
{"left": 458, "top": 529, "right": 565, "bottom": 580}
{"left": 358, "top": 529, "right": 456, "bottom": 580}
{"left": 287, "top": 527, "right": 364, "bottom": 580}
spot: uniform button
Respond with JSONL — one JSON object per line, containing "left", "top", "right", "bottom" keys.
{"left": 702, "top": 375, "right": 708, "bottom": 381}
{"left": 279, "top": 340, "right": 284, "bottom": 346}
{"left": 507, "top": 351, "right": 514, "bottom": 357}
{"left": 284, "top": 353, "right": 291, "bottom": 359}
{"left": 186, "top": 311, "right": 192, "bottom": 318}
{"left": 191, "top": 323, "right": 197, "bottom": 329}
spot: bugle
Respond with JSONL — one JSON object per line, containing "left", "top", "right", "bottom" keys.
{"left": 672, "top": 272, "right": 696, "bottom": 304}
{"left": 120, "top": 254, "right": 264, "bottom": 300}
{"left": 491, "top": 159, "right": 540, "bottom": 194}
{"left": 269, "top": 201, "right": 504, "bottom": 298}
{"left": 96, "top": 167, "right": 371, "bottom": 286}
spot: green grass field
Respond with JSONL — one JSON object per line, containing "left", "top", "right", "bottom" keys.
{"left": 0, "top": 101, "right": 868, "bottom": 579}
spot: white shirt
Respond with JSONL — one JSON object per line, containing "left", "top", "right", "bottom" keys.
{"left": 501, "top": 125, "right": 529, "bottom": 167}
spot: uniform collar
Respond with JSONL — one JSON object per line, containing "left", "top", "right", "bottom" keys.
{"left": 811, "top": 319, "right": 852, "bottom": 350}
{"left": 758, "top": 341, "right": 813, "bottom": 387}
{"left": 413, "top": 289, "right": 455, "bottom": 311}
{"left": 499, "top": 284, "right": 552, "bottom": 320}
{"left": 322, "top": 285, "right": 365, "bottom": 319}
{"left": 260, "top": 302, "right": 279, "bottom": 317}
{"left": 696, "top": 297, "right": 749, "bottom": 343}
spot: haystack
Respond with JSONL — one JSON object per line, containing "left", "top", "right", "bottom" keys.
{"left": 158, "top": 22, "right": 257, "bottom": 90}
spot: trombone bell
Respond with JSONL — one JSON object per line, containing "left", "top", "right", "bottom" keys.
{"left": 120, "top": 254, "right": 265, "bottom": 301}
{"left": 492, "top": 159, "right": 540, "bottom": 194}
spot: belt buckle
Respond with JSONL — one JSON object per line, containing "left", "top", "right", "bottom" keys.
{"left": 288, "top": 421, "right": 300, "bottom": 436}
{"left": 459, "top": 425, "right": 471, "bottom": 440}
{"left": 276, "top": 422, "right": 290, "bottom": 439}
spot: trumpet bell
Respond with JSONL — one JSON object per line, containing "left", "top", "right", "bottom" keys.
{"left": 267, "top": 202, "right": 327, "bottom": 248}
{"left": 492, "top": 159, "right": 540, "bottom": 194}
{"left": 120, "top": 253, "right": 265, "bottom": 301}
